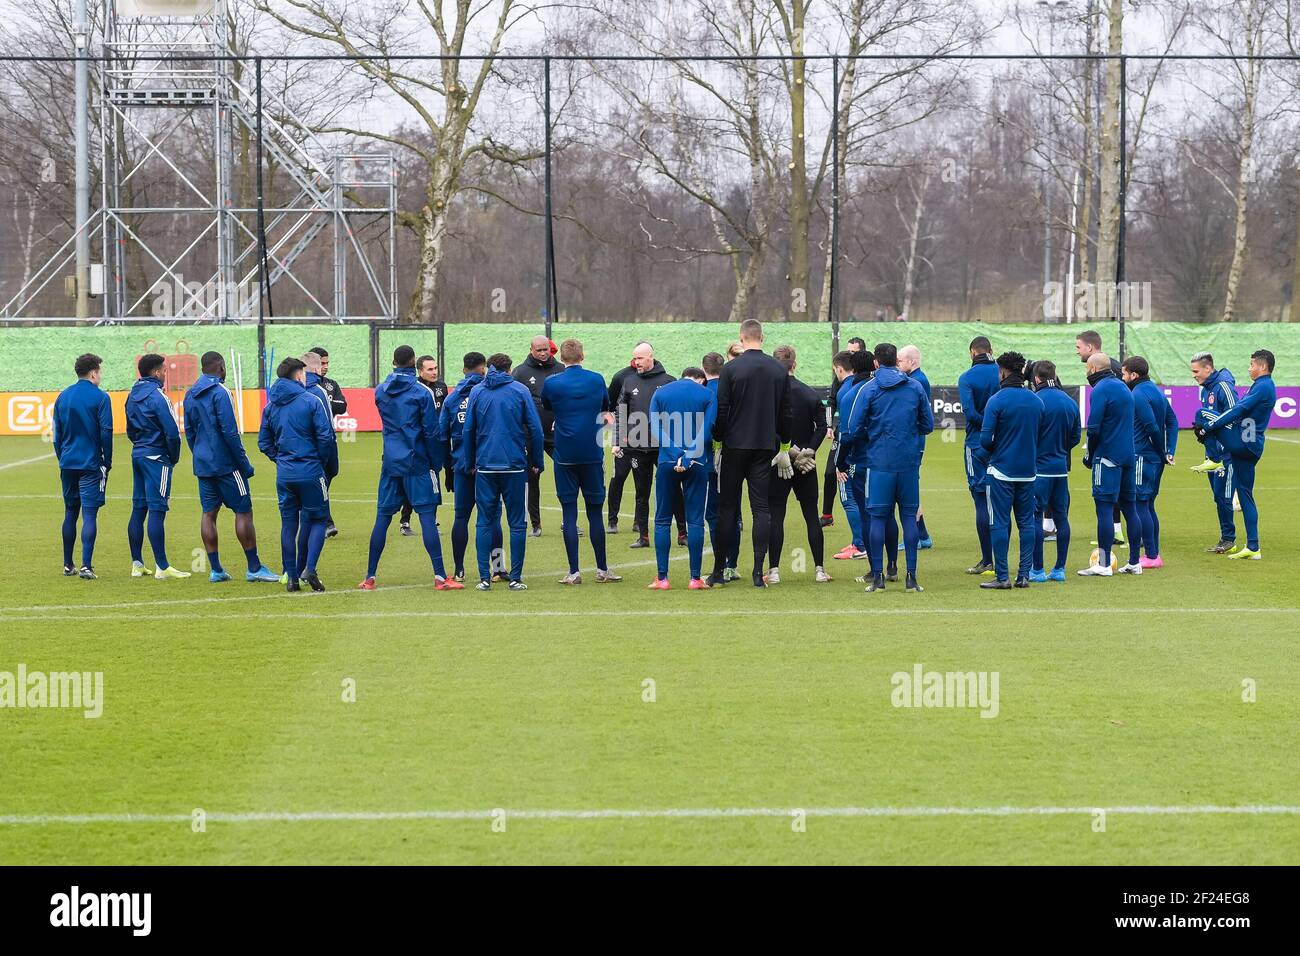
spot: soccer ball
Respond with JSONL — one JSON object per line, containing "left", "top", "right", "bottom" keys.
{"left": 1090, "top": 548, "right": 1118, "bottom": 571}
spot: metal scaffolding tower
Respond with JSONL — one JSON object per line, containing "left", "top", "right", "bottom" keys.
{"left": 2, "top": 0, "right": 396, "bottom": 323}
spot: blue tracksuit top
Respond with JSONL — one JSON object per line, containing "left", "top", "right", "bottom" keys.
{"left": 649, "top": 378, "right": 716, "bottom": 467}
{"left": 834, "top": 371, "right": 873, "bottom": 468}
{"left": 1035, "top": 386, "right": 1081, "bottom": 476}
{"left": 52, "top": 378, "right": 114, "bottom": 473}
{"left": 257, "top": 377, "right": 338, "bottom": 482}
{"left": 843, "top": 366, "right": 933, "bottom": 472}
{"left": 184, "top": 373, "right": 253, "bottom": 477}
{"left": 461, "top": 366, "right": 545, "bottom": 473}
{"left": 375, "top": 366, "right": 443, "bottom": 476}
{"left": 542, "top": 365, "right": 610, "bottom": 466}
{"left": 1202, "top": 374, "right": 1276, "bottom": 460}
{"left": 979, "top": 381, "right": 1043, "bottom": 481}
{"left": 125, "top": 376, "right": 181, "bottom": 465}
{"left": 1130, "top": 378, "right": 1176, "bottom": 458}
{"left": 1084, "top": 373, "right": 1135, "bottom": 466}
{"left": 439, "top": 373, "right": 484, "bottom": 475}
{"left": 958, "top": 355, "right": 1000, "bottom": 449}
{"left": 909, "top": 367, "right": 932, "bottom": 400}
{"left": 1199, "top": 367, "right": 1237, "bottom": 420}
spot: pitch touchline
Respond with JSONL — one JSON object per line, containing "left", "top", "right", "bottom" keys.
{"left": 2, "top": 805, "right": 1299, "bottom": 826}
{"left": 0, "top": 453, "right": 54, "bottom": 472}
{"left": 1, "top": 607, "right": 1293, "bottom": 624}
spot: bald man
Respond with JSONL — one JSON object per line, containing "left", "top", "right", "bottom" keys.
{"left": 301, "top": 351, "right": 339, "bottom": 536}
{"left": 897, "top": 345, "right": 934, "bottom": 548}
{"left": 1080, "top": 351, "right": 1143, "bottom": 575}
{"left": 513, "top": 334, "right": 565, "bottom": 536}
{"left": 610, "top": 341, "right": 683, "bottom": 548}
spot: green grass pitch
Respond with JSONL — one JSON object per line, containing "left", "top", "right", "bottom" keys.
{"left": 1, "top": 431, "right": 1298, "bottom": 864}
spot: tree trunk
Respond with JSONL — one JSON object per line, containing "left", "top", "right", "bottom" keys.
{"left": 1222, "top": 9, "right": 1260, "bottom": 324}
{"left": 1094, "top": 2, "right": 1124, "bottom": 289}
{"left": 901, "top": 170, "right": 930, "bottom": 318}
{"left": 1292, "top": 167, "right": 1300, "bottom": 320}
{"left": 786, "top": 2, "right": 810, "bottom": 319}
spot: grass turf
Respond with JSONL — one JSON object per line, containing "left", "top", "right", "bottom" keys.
{"left": 1, "top": 431, "right": 1297, "bottom": 864}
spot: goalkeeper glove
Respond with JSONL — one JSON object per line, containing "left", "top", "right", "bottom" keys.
{"left": 771, "top": 445, "right": 794, "bottom": 480}
{"left": 792, "top": 445, "right": 816, "bottom": 474}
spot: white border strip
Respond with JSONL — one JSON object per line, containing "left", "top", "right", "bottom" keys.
{"left": 0, "top": 453, "right": 54, "bottom": 472}
{"left": 3, "top": 805, "right": 1300, "bottom": 826}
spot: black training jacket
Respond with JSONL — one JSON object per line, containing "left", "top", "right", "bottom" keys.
{"left": 513, "top": 355, "right": 564, "bottom": 445}
{"left": 787, "top": 376, "right": 826, "bottom": 452}
{"left": 714, "top": 348, "right": 793, "bottom": 452}
{"left": 614, "top": 360, "right": 675, "bottom": 450}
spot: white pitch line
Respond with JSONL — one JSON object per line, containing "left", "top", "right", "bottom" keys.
{"left": 2, "top": 804, "right": 1299, "bottom": 827}
{"left": 0, "top": 452, "right": 54, "bottom": 472}
{"left": 1, "top": 606, "right": 1293, "bottom": 625}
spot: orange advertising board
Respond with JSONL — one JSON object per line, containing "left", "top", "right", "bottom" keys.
{"left": 0, "top": 388, "right": 264, "bottom": 438}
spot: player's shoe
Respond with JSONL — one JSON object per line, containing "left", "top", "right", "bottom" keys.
{"left": 453, "top": 570, "right": 465, "bottom": 582}
{"left": 399, "top": 521, "right": 413, "bottom": 536}
{"left": 1139, "top": 556, "right": 1163, "bottom": 570}
{"left": 1206, "top": 539, "right": 1235, "bottom": 553}
{"left": 646, "top": 577, "right": 670, "bottom": 590}
{"left": 815, "top": 567, "right": 832, "bottom": 583}
{"left": 1189, "top": 458, "right": 1223, "bottom": 474}
{"left": 832, "top": 544, "right": 858, "bottom": 560}
{"left": 529, "top": 525, "right": 542, "bottom": 538}
{"left": 78, "top": 566, "right": 97, "bottom": 580}
{"left": 965, "top": 561, "right": 994, "bottom": 575}
{"left": 63, "top": 564, "right": 76, "bottom": 577}
{"left": 1077, "top": 563, "right": 1113, "bottom": 577}
{"left": 918, "top": 536, "right": 933, "bottom": 549}
{"left": 1113, "top": 526, "right": 1126, "bottom": 545}
{"left": 629, "top": 537, "right": 650, "bottom": 549}
{"left": 476, "top": 580, "right": 491, "bottom": 591}
{"left": 507, "top": 580, "right": 528, "bottom": 591}
{"left": 325, "top": 523, "right": 339, "bottom": 538}
{"left": 560, "top": 571, "right": 582, "bottom": 585}
{"left": 905, "top": 572, "right": 924, "bottom": 593}
{"left": 1047, "top": 568, "right": 1066, "bottom": 582}
{"left": 285, "top": 578, "right": 301, "bottom": 592}
{"left": 155, "top": 565, "right": 192, "bottom": 580}
{"left": 302, "top": 571, "right": 326, "bottom": 592}
{"left": 979, "top": 578, "right": 1012, "bottom": 590}
{"left": 434, "top": 576, "right": 465, "bottom": 590}
{"left": 1117, "top": 562, "right": 1143, "bottom": 574}
{"left": 491, "top": 571, "right": 509, "bottom": 583}
{"left": 357, "top": 577, "right": 376, "bottom": 590}
{"left": 131, "top": 561, "right": 151, "bottom": 577}
{"left": 722, "top": 567, "right": 739, "bottom": 583}
{"left": 751, "top": 571, "right": 767, "bottom": 588}
{"left": 851, "top": 549, "right": 870, "bottom": 560}
{"left": 1043, "top": 532, "right": 1057, "bottom": 542}
{"left": 704, "top": 572, "right": 727, "bottom": 588}
{"left": 1227, "top": 547, "right": 1261, "bottom": 560}
{"left": 605, "top": 520, "right": 619, "bottom": 534}
{"left": 1029, "top": 569, "right": 1048, "bottom": 583}
{"left": 766, "top": 568, "right": 781, "bottom": 584}
{"left": 210, "top": 570, "right": 232, "bottom": 583}
{"left": 819, "top": 514, "right": 834, "bottom": 527}
{"left": 246, "top": 566, "right": 280, "bottom": 583}
{"left": 688, "top": 577, "right": 710, "bottom": 590}
{"left": 886, "top": 563, "right": 898, "bottom": 582}
{"left": 676, "top": 532, "right": 686, "bottom": 547}
{"left": 595, "top": 569, "right": 623, "bottom": 583}
{"left": 864, "top": 572, "right": 886, "bottom": 593}
{"left": 1014, "top": 576, "right": 1031, "bottom": 588}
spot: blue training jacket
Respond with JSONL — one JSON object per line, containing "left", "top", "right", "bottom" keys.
{"left": 184, "top": 373, "right": 253, "bottom": 478}
{"left": 1084, "top": 372, "right": 1135, "bottom": 466}
{"left": 979, "top": 380, "right": 1043, "bottom": 481}
{"left": 649, "top": 378, "right": 716, "bottom": 467}
{"left": 375, "top": 366, "right": 442, "bottom": 476}
{"left": 461, "top": 366, "right": 545, "bottom": 473}
{"left": 958, "top": 355, "right": 1000, "bottom": 449}
{"left": 257, "top": 377, "right": 339, "bottom": 482}
{"left": 834, "top": 371, "right": 873, "bottom": 470}
{"left": 1201, "top": 373, "right": 1276, "bottom": 460}
{"left": 542, "top": 365, "right": 610, "bottom": 466}
{"left": 843, "top": 366, "right": 933, "bottom": 472}
{"left": 1130, "top": 378, "right": 1176, "bottom": 459}
{"left": 1035, "top": 386, "right": 1081, "bottom": 476}
{"left": 1197, "top": 366, "right": 1236, "bottom": 459}
{"left": 52, "top": 378, "right": 114, "bottom": 473}
{"left": 125, "top": 376, "right": 182, "bottom": 465}
{"left": 439, "top": 372, "right": 484, "bottom": 475}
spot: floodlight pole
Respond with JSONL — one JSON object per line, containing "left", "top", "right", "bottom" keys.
{"left": 256, "top": 56, "right": 268, "bottom": 388}
{"left": 74, "top": 0, "right": 90, "bottom": 321}
{"left": 830, "top": 56, "right": 841, "bottom": 357}
{"left": 543, "top": 56, "right": 555, "bottom": 342}
{"left": 1116, "top": 53, "right": 1127, "bottom": 360}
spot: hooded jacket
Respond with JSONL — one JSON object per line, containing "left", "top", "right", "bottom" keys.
{"left": 1200, "top": 373, "right": 1276, "bottom": 460}
{"left": 1129, "top": 377, "right": 1175, "bottom": 459}
{"left": 439, "top": 372, "right": 485, "bottom": 475}
{"left": 958, "top": 354, "right": 1000, "bottom": 449}
{"left": 649, "top": 378, "right": 716, "bottom": 467}
{"left": 1035, "top": 385, "right": 1081, "bottom": 476}
{"left": 304, "top": 372, "right": 334, "bottom": 421}
{"left": 257, "top": 377, "right": 339, "bottom": 482}
{"left": 1083, "top": 370, "right": 1134, "bottom": 467}
{"left": 513, "top": 353, "right": 564, "bottom": 446}
{"left": 833, "top": 370, "right": 872, "bottom": 472}
{"left": 979, "top": 375, "right": 1043, "bottom": 481}
{"left": 184, "top": 373, "right": 254, "bottom": 478}
{"left": 614, "top": 359, "right": 676, "bottom": 450}
{"left": 461, "top": 366, "right": 545, "bottom": 473}
{"left": 375, "top": 366, "right": 443, "bottom": 476}
{"left": 52, "top": 378, "right": 114, "bottom": 473}
{"left": 843, "top": 365, "right": 933, "bottom": 472}
{"left": 126, "top": 375, "right": 182, "bottom": 465}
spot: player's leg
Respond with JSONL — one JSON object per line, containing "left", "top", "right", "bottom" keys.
{"left": 985, "top": 479, "right": 1012, "bottom": 584}
{"left": 884, "top": 510, "right": 899, "bottom": 579}
{"left": 299, "top": 477, "right": 331, "bottom": 587}
{"left": 1031, "top": 477, "right": 1048, "bottom": 579}
{"left": 556, "top": 463, "right": 581, "bottom": 578}
{"left": 821, "top": 448, "right": 837, "bottom": 526}
{"left": 399, "top": 502, "right": 414, "bottom": 536}
{"left": 1085, "top": 462, "right": 1117, "bottom": 573}
{"left": 1209, "top": 468, "right": 1236, "bottom": 550}
{"left": 709, "top": 448, "right": 744, "bottom": 583}
{"left": 1228, "top": 455, "right": 1261, "bottom": 556}
{"left": 1051, "top": 479, "right": 1071, "bottom": 575}
{"left": 915, "top": 504, "right": 931, "bottom": 548}
{"left": 127, "top": 459, "right": 147, "bottom": 571}
{"left": 526, "top": 465, "right": 542, "bottom": 536}
{"left": 745, "top": 450, "right": 774, "bottom": 583}
{"left": 865, "top": 470, "right": 891, "bottom": 580}
{"left": 410, "top": 470, "right": 448, "bottom": 581}
{"left": 502, "top": 471, "right": 529, "bottom": 584}
{"left": 148, "top": 461, "right": 187, "bottom": 577}
{"left": 705, "top": 465, "right": 720, "bottom": 555}
{"left": 629, "top": 450, "right": 653, "bottom": 547}
{"left": 473, "top": 472, "right": 501, "bottom": 586}
{"left": 323, "top": 476, "right": 338, "bottom": 538}
{"left": 650, "top": 462, "right": 675, "bottom": 585}
{"left": 683, "top": 466, "right": 708, "bottom": 583}
{"left": 674, "top": 482, "right": 687, "bottom": 545}
{"left": 59, "top": 470, "right": 81, "bottom": 573}
{"left": 793, "top": 467, "right": 827, "bottom": 574}
{"left": 199, "top": 482, "right": 225, "bottom": 579}
{"left": 581, "top": 464, "right": 614, "bottom": 579}
{"left": 607, "top": 449, "right": 632, "bottom": 533}
{"left": 965, "top": 446, "right": 993, "bottom": 572}
{"left": 78, "top": 469, "right": 107, "bottom": 575}
{"left": 1116, "top": 465, "right": 1142, "bottom": 571}
{"left": 849, "top": 466, "right": 869, "bottom": 560}
{"left": 767, "top": 472, "right": 791, "bottom": 578}
{"left": 898, "top": 471, "right": 922, "bottom": 582}
{"left": 1012, "top": 481, "right": 1036, "bottom": 583}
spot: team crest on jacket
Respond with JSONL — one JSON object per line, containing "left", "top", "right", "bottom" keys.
{"left": 529, "top": 376, "right": 536, "bottom": 385}
{"left": 631, "top": 387, "right": 639, "bottom": 396}
{"left": 1208, "top": 395, "right": 1215, "bottom": 405}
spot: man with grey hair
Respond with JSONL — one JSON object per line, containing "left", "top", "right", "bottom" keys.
{"left": 610, "top": 340, "right": 681, "bottom": 548}
{"left": 301, "top": 350, "right": 339, "bottom": 537}
{"left": 513, "top": 334, "right": 564, "bottom": 536}
{"left": 896, "top": 345, "right": 934, "bottom": 549}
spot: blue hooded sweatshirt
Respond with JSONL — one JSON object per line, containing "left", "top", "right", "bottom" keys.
{"left": 1130, "top": 378, "right": 1175, "bottom": 458}
{"left": 1199, "top": 366, "right": 1237, "bottom": 419}
{"left": 834, "top": 371, "right": 873, "bottom": 470}
{"left": 184, "top": 373, "right": 253, "bottom": 478}
{"left": 304, "top": 372, "right": 333, "bottom": 419}
{"left": 375, "top": 366, "right": 443, "bottom": 476}
{"left": 979, "top": 377, "right": 1043, "bottom": 481}
{"left": 542, "top": 365, "right": 611, "bottom": 466}
{"left": 126, "top": 375, "right": 182, "bottom": 465}
{"left": 257, "top": 377, "right": 338, "bottom": 482}
{"left": 439, "top": 372, "right": 485, "bottom": 476}
{"left": 52, "top": 378, "right": 114, "bottom": 473}
{"left": 1084, "top": 372, "right": 1134, "bottom": 466}
{"left": 1201, "top": 373, "right": 1276, "bottom": 460}
{"left": 843, "top": 366, "right": 933, "bottom": 472}
{"left": 649, "top": 378, "right": 716, "bottom": 467}
{"left": 958, "top": 355, "right": 1000, "bottom": 448}
{"left": 1035, "top": 386, "right": 1081, "bottom": 477}
{"left": 461, "top": 366, "right": 545, "bottom": 474}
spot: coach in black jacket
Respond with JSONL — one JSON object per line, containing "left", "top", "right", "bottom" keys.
{"left": 309, "top": 347, "right": 348, "bottom": 417}
{"left": 513, "top": 335, "right": 564, "bottom": 534}
{"left": 611, "top": 342, "right": 684, "bottom": 547}
{"left": 709, "top": 320, "right": 793, "bottom": 587}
